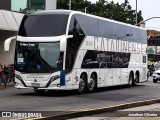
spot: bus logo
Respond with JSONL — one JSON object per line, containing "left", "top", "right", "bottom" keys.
{"left": 37, "top": 65, "right": 41, "bottom": 69}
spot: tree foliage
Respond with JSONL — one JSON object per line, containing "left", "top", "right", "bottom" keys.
{"left": 57, "top": 0, "right": 143, "bottom": 25}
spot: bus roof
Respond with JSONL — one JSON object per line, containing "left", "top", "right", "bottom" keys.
{"left": 31, "top": 10, "right": 146, "bottom": 31}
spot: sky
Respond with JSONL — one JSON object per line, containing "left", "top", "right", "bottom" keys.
{"left": 89, "top": 0, "right": 160, "bottom": 31}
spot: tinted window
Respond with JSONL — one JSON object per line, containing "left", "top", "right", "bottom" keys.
{"left": 65, "top": 17, "right": 85, "bottom": 73}
{"left": 143, "top": 56, "right": 146, "bottom": 63}
{"left": 81, "top": 51, "right": 130, "bottom": 68}
{"left": 118, "top": 24, "right": 126, "bottom": 39}
{"left": 74, "top": 14, "right": 99, "bottom": 37}
{"left": 15, "top": 42, "right": 63, "bottom": 73}
{"left": 99, "top": 20, "right": 110, "bottom": 38}
{"left": 109, "top": 22, "right": 117, "bottom": 39}
{"left": 18, "top": 14, "right": 69, "bottom": 37}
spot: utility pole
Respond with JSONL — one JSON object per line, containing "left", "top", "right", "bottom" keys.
{"left": 85, "top": 7, "right": 87, "bottom": 13}
{"left": 136, "top": 0, "right": 138, "bottom": 24}
{"left": 136, "top": 17, "right": 160, "bottom": 26}
{"left": 69, "top": 0, "right": 71, "bottom": 10}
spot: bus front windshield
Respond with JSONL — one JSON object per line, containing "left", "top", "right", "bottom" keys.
{"left": 18, "top": 14, "right": 69, "bottom": 37}
{"left": 15, "top": 42, "right": 63, "bottom": 73}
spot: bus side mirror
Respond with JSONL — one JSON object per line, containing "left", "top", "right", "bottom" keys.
{"left": 4, "top": 36, "right": 16, "bottom": 52}
{"left": 60, "top": 35, "right": 73, "bottom": 52}
{"left": 60, "top": 38, "right": 67, "bottom": 52}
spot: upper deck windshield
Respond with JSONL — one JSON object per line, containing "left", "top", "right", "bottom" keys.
{"left": 15, "top": 41, "right": 63, "bottom": 73}
{"left": 18, "top": 13, "right": 69, "bottom": 37}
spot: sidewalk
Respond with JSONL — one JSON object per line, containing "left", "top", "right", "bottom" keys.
{"left": 6, "top": 82, "right": 14, "bottom": 87}
{"left": 69, "top": 104, "right": 160, "bottom": 120}
{"left": 0, "top": 82, "right": 14, "bottom": 90}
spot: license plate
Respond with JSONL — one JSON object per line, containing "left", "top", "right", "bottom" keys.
{"left": 31, "top": 83, "right": 40, "bottom": 87}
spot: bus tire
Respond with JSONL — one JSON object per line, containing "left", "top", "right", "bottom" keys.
{"left": 77, "top": 75, "right": 87, "bottom": 94}
{"left": 87, "top": 74, "right": 97, "bottom": 93}
{"left": 133, "top": 74, "right": 139, "bottom": 86}
{"left": 128, "top": 73, "right": 134, "bottom": 87}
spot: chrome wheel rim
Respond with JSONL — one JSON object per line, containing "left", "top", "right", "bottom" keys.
{"left": 129, "top": 76, "right": 132, "bottom": 85}
{"left": 88, "top": 78, "right": 95, "bottom": 90}
{"left": 135, "top": 76, "right": 138, "bottom": 85}
{"left": 79, "top": 79, "right": 85, "bottom": 91}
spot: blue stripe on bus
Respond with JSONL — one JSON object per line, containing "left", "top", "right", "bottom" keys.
{"left": 60, "top": 70, "right": 65, "bottom": 86}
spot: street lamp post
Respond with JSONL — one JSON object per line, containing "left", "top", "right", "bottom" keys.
{"left": 136, "top": 17, "right": 160, "bottom": 26}
{"left": 85, "top": 7, "right": 88, "bottom": 13}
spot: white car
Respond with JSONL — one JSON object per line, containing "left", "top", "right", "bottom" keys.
{"left": 152, "top": 68, "right": 160, "bottom": 83}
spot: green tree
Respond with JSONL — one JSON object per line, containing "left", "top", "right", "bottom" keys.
{"left": 57, "top": 0, "right": 143, "bottom": 25}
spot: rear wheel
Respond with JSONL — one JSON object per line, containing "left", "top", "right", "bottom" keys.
{"left": 128, "top": 73, "right": 134, "bottom": 87}
{"left": 87, "top": 74, "right": 97, "bottom": 93}
{"left": 77, "top": 74, "right": 87, "bottom": 94}
{"left": 133, "top": 74, "right": 139, "bottom": 86}
{"left": 153, "top": 79, "right": 157, "bottom": 83}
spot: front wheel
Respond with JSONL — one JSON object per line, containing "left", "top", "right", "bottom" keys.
{"left": 133, "top": 75, "right": 139, "bottom": 86}
{"left": 77, "top": 75, "right": 87, "bottom": 94}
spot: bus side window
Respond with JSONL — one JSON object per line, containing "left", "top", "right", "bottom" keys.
{"left": 65, "top": 47, "right": 75, "bottom": 72}
{"left": 66, "top": 17, "right": 85, "bottom": 73}
{"left": 68, "top": 17, "right": 85, "bottom": 48}
{"left": 143, "top": 56, "right": 146, "bottom": 63}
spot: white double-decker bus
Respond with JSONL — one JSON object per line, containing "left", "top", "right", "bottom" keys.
{"left": 4, "top": 10, "right": 147, "bottom": 94}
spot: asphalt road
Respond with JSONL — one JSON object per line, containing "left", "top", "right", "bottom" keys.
{"left": 0, "top": 77, "right": 159, "bottom": 112}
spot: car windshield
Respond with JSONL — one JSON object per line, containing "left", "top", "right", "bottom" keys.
{"left": 15, "top": 42, "right": 63, "bottom": 73}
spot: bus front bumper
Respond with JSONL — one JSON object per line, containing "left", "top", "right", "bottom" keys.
{"left": 15, "top": 79, "right": 66, "bottom": 90}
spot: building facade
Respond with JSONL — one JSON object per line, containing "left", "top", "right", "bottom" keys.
{"left": 0, "top": 10, "right": 24, "bottom": 65}
{"left": 11, "top": 0, "right": 56, "bottom": 13}
{"left": 0, "top": 0, "right": 56, "bottom": 65}
{"left": 11, "top": 0, "right": 45, "bottom": 13}
{"left": 0, "top": 0, "right": 56, "bottom": 13}
{"left": 147, "top": 30, "right": 160, "bottom": 65}
{"left": 0, "top": 0, "right": 11, "bottom": 10}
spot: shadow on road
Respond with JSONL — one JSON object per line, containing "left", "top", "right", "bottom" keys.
{"left": 15, "top": 84, "right": 146, "bottom": 97}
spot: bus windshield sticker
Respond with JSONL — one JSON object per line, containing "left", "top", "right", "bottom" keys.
{"left": 20, "top": 43, "right": 35, "bottom": 46}
{"left": 17, "top": 58, "right": 24, "bottom": 63}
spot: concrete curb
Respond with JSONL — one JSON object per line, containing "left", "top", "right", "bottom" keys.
{"left": 25, "top": 98, "right": 160, "bottom": 120}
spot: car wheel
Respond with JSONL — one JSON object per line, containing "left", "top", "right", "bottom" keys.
{"left": 153, "top": 79, "right": 157, "bottom": 83}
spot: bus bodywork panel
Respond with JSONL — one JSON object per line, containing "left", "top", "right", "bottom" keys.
{"left": 13, "top": 10, "right": 147, "bottom": 91}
